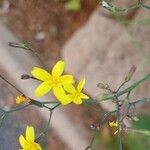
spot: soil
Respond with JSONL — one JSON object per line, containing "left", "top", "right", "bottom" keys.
{"left": 3, "top": 0, "right": 98, "bottom": 63}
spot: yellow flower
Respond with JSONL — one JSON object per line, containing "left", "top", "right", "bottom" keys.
{"left": 19, "top": 126, "right": 42, "bottom": 150}
{"left": 31, "top": 60, "right": 74, "bottom": 100}
{"left": 16, "top": 95, "right": 30, "bottom": 104}
{"left": 62, "top": 79, "right": 89, "bottom": 105}
{"left": 109, "top": 121, "right": 118, "bottom": 127}
{"left": 109, "top": 121, "right": 121, "bottom": 135}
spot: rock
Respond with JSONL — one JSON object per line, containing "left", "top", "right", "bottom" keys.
{"left": 0, "top": 0, "right": 10, "bottom": 15}
{"left": 0, "top": 115, "right": 23, "bottom": 149}
{"left": 114, "top": 0, "right": 137, "bottom": 7}
{"left": 62, "top": 1, "right": 150, "bottom": 111}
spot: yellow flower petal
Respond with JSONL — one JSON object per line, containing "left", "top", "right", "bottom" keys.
{"left": 53, "top": 86, "right": 66, "bottom": 102}
{"left": 63, "top": 84, "right": 76, "bottom": 94}
{"left": 61, "top": 95, "right": 73, "bottom": 105}
{"left": 73, "top": 97, "right": 82, "bottom": 104}
{"left": 80, "top": 93, "right": 89, "bottom": 99}
{"left": 61, "top": 75, "right": 75, "bottom": 85}
{"left": 19, "top": 126, "right": 42, "bottom": 150}
{"left": 26, "top": 126, "right": 35, "bottom": 143}
{"left": 31, "top": 67, "right": 51, "bottom": 81}
{"left": 77, "top": 79, "right": 85, "bottom": 92}
{"left": 35, "top": 81, "right": 52, "bottom": 97}
{"left": 19, "top": 135, "right": 27, "bottom": 148}
{"left": 16, "top": 95, "right": 30, "bottom": 104}
{"left": 109, "top": 121, "right": 118, "bottom": 127}
{"left": 35, "top": 143, "right": 42, "bottom": 150}
{"left": 52, "top": 60, "right": 64, "bottom": 77}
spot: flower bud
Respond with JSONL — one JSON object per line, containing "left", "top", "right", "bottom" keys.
{"left": 21, "top": 74, "right": 31, "bottom": 79}
{"left": 101, "top": 1, "right": 112, "bottom": 9}
{"left": 125, "top": 65, "right": 136, "bottom": 82}
{"left": 97, "top": 83, "right": 110, "bottom": 90}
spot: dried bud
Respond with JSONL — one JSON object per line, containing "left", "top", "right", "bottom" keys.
{"left": 101, "top": 1, "right": 112, "bottom": 9}
{"left": 21, "top": 74, "right": 31, "bottom": 80}
{"left": 8, "top": 42, "right": 30, "bottom": 50}
{"left": 125, "top": 65, "right": 136, "bottom": 82}
{"left": 90, "top": 124, "right": 99, "bottom": 130}
{"left": 97, "top": 83, "right": 109, "bottom": 89}
{"left": 132, "top": 116, "right": 139, "bottom": 122}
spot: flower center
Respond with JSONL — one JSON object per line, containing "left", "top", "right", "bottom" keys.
{"left": 51, "top": 76, "right": 61, "bottom": 87}
{"left": 73, "top": 91, "right": 80, "bottom": 99}
{"left": 25, "top": 142, "right": 39, "bottom": 150}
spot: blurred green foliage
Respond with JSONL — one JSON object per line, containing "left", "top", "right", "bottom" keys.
{"left": 125, "top": 115, "right": 150, "bottom": 150}
{"left": 94, "top": 115, "right": 150, "bottom": 150}
{"left": 65, "top": 0, "right": 81, "bottom": 11}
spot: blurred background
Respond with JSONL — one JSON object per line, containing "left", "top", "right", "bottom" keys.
{"left": 0, "top": 0, "right": 150, "bottom": 150}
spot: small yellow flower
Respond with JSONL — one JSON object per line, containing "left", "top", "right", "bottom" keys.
{"left": 19, "top": 126, "right": 42, "bottom": 150}
{"left": 61, "top": 79, "right": 89, "bottom": 105}
{"left": 31, "top": 60, "right": 74, "bottom": 99}
{"left": 109, "top": 120, "right": 121, "bottom": 135}
{"left": 109, "top": 121, "right": 118, "bottom": 127}
{"left": 16, "top": 95, "right": 30, "bottom": 104}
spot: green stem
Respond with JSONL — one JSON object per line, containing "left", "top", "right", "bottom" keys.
{"left": 0, "top": 113, "right": 7, "bottom": 127}
{"left": 85, "top": 110, "right": 116, "bottom": 150}
{"left": 115, "top": 96, "right": 122, "bottom": 150}
{"left": 35, "top": 110, "right": 53, "bottom": 142}
{"left": 0, "top": 108, "right": 5, "bottom": 113}
{"left": 126, "top": 127, "right": 150, "bottom": 135}
{"left": 36, "top": 103, "right": 60, "bottom": 142}
{"left": 7, "top": 104, "right": 30, "bottom": 113}
{"left": 44, "top": 110, "right": 53, "bottom": 134}
{"left": 8, "top": 42, "right": 48, "bottom": 70}
{"left": 116, "top": 81, "right": 127, "bottom": 93}
{"left": 103, "top": 97, "right": 150, "bottom": 119}
{"left": 101, "top": 74, "right": 150, "bottom": 101}
{"left": 130, "top": 97, "right": 150, "bottom": 106}
{"left": 50, "top": 103, "right": 61, "bottom": 111}
{"left": 105, "top": 0, "right": 150, "bottom": 13}
{"left": 41, "top": 101, "right": 60, "bottom": 104}
{"left": 114, "top": 2, "right": 140, "bottom": 13}
{"left": 29, "top": 48, "right": 49, "bottom": 70}
{"left": 139, "top": 0, "right": 150, "bottom": 9}
{"left": 120, "top": 73, "right": 150, "bottom": 93}
{"left": 0, "top": 75, "right": 23, "bottom": 94}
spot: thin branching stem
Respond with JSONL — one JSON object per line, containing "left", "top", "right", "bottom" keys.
{"left": 116, "top": 81, "right": 127, "bottom": 93}
{"left": 85, "top": 110, "right": 116, "bottom": 150}
{"left": 130, "top": 97, "right": 150, "bottom": 106}
{"left": 100, "top": 73, "right": 150, "bottom": 101}
{"left": 36, "top": 103, "right": 60, "bottom": 142}
{"left": 126, "top": 127, "right": 150, "bottom": 135}
{"left": 6, "top": 104, "right": 30, "bottom": 113}
{"left": 0, "top": 75, "right": 23, "bottom": 94}
{"left": 0, "top": 113, "right": 7, "bottom": 127}
{"left": 43, "top": 110, "right": 53, "bottom": 135}
{"left": 85, "top": 130, "right": 97, "bottom": 150}
{"left": 115, "top": 96, "right": 122, "bottom": 150}
{"left": 0, "top": 108, "right": 5, "bottom": 113}
{"left": 41, "top": 101, "right": 60, "bottom": 104}
{"left": 102, "top": 0, "right": 150, "bottom": 13}
{"left": 8, "top": 42, "right": 49, "bottom": 70}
